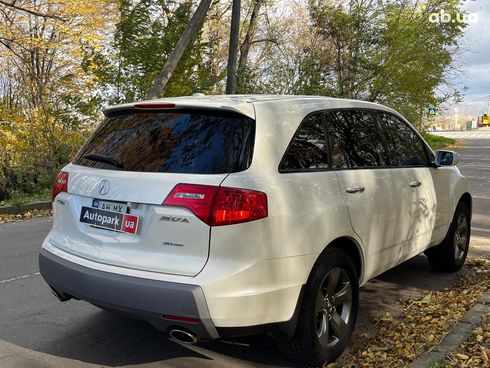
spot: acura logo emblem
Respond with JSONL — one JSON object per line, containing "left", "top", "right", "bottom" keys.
{"left": 99, "top": 180, "right": 110, "bottom": 195}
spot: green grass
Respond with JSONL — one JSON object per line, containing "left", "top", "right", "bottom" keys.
{"left": 0, "top": 188, "right": 51, "bottom": 207}
{"left": 422, "top": 132, "right": 457, "bottom": 150}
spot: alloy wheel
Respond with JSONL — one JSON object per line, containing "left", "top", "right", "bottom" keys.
{"left": 453, "top": 212, "right": 469, "bottom": 261}
{"left": 314, "top": 267, "right": 353, "bottom": 348}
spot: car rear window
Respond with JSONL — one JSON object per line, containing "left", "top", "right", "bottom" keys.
{"left": 73, "top": 110, "right": 255, "bottom": 174}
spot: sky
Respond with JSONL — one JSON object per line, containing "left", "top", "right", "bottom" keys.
{"left": 458, "top": 0, "right": 490, "bottom": 113}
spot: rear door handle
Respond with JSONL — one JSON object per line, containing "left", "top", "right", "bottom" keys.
{"left": 346, "top": 185, "right": 365, "bottom": 193}
{"left": 409, "top": 180, "right": 422, "bottom": 188}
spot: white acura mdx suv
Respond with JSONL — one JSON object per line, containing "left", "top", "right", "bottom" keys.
{"left": 39, "top": 95, "right": 471, "bottom": 366}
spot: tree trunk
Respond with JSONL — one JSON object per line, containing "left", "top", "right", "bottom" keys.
{"left": 236, "top": 0, "right": 263, "bottom": 93}
{"left": 225, "top": 0, "right": 241, "bottom": 94}
{"left": 146, "top": 0, "right": 213, "bottom": 99}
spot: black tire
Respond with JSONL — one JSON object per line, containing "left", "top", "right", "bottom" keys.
{"left": 425, "top": 202, "right": 471, "bottom": 272}
{"left": 285, "top": 248, "right": 359, "bottom": 367}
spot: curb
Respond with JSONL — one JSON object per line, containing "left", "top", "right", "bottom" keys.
{"left": 411, "top": 288, "right": 490, "bottom": 367}
{"left": 0, "top": 201, "right": 52, "bottom": 215}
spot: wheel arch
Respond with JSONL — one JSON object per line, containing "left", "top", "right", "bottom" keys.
{"left": 277, "top": 236, "right": 364, "bottom": 341}
{"left": 316, "top": 236, "right": 365, "bottom": 284}
{"left": 458, "top": 192, "right": 472, "bottom": 220}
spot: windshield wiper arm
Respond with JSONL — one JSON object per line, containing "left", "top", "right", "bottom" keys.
{"left": 83, "top": 154, "right": 124, "bottom": 168}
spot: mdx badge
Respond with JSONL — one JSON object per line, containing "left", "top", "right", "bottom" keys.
{"left": 160, "top": 216, "right": 190, "bottom": 223}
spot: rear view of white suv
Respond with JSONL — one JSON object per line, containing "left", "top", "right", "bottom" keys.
{"left": 40, "top": 95, "right": 471, "bottom": 366}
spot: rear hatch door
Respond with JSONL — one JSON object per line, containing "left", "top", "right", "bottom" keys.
{"left": 48, "top": 108, "right": 255, "bottom": 276}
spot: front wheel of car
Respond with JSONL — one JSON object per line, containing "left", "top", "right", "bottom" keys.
{"left": 286, "top": 248, "right": 359, "bottom": 367}
{"left": 426, "top": 201, "right": 471, "bottom": 272}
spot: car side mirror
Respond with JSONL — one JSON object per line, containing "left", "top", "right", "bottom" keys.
{"left": 434, "top": 150, "right": 459, "bottom": 167}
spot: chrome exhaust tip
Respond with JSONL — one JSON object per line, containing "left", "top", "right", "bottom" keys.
{"left": 169, "top": 329, "right": 198, "bottom": 345}
{"left": 50, "top": 287, "right": 71, "bottom": 302}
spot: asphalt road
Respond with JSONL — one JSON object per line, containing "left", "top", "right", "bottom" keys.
{"left": 454, "top": 138, "right": 490, "bottom": 240}
{"left": 0, "top": 135, "right": 489, "bottom": 368}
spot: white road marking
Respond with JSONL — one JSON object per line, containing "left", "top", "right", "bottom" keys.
{"left": 472, "top": 227, "right": 490, "bottom": 233}
{"left": 0, "top": 272, "right": 40, "bottom": 285}
{"left": 433, "top": 131, "right": 490, "bottom": 139}
{"left": 473, "top": 195, "right": 490, "bottom": 200}
{"left": 459, "top": 165, "right": 490, "bottom": 170}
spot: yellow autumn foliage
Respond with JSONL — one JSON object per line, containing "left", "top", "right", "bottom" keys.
{"left": 0, "top": 0, "right": 117, "bottom": 200}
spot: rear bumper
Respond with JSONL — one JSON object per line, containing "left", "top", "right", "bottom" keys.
{"left": 39, "top": 249, "right": 219, "bottom": 340}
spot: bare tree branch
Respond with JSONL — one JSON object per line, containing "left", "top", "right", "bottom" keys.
{"left": 0, "top": 0, "right": 66, "bottom": 22}
{"left": 236, "top": 0, "right": 263, "bottom": 91}
{"left": 249, "top": 38, "right": 278, "bottom": 46}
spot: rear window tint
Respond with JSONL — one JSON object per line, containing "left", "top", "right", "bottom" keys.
{"left": 73, "top": 111, "right": 255, "bottom": 174}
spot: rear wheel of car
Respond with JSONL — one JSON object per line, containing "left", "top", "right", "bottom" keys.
{"left": 426, "top": 202, "right": 470, "bottom": 272}
{"left": 286, "top": 248, "right": 359, "bottom": 367}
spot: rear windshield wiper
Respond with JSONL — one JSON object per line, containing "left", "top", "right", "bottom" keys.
{"left": 83, "top": 154, "right": 124, "bottom": 169}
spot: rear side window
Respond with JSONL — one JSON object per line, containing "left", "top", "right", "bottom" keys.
{"left": 375, "top": 112, "right": 429, "bottom": 166}
{"left": 279, "top": 113, "right": 329, "bottom": 172}
{"left": 73, "top": 111, "right": 255, "bottom": 174}
{"left": 325, "top": 110, "right": 390, "bottom": 169}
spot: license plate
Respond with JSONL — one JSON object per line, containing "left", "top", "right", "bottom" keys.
{"left": 80, "top": 206, "right": 139, "bottom": 234}
{"left": 92, "top": 198, "right": 128, "bottom": 213}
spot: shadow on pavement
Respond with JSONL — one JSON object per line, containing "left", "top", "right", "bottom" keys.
{"left": 34, "top": 307, "right": 296, "bottom": 367}
{"left": 0, "top": 254, "right": 475, "bottom": 367}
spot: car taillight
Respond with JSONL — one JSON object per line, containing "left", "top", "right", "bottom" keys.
{"left": 163, "top": 184, "right": 268, "bottom": 226}
{"left": 52, "top": 171, "right": 69, "bottom": 201}
{"left": 163, "top": 184, "right": 217, "bottom": 225}
{"left": 134, "top": 102, "right": 176, "bottom": 109}
{"left": 212, "top": 187, "right": 268, "bottom": 226}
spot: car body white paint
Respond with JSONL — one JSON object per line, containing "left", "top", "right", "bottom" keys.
{"left": 41, "top": 95, "right": 471, "bottom": 328}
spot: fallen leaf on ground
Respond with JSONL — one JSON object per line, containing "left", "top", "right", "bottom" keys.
{"left": 0, "top": 209, "right": 52, "bottom": 224}
{"left": 340, "top": 258, "right": 490, "bottom": 368}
